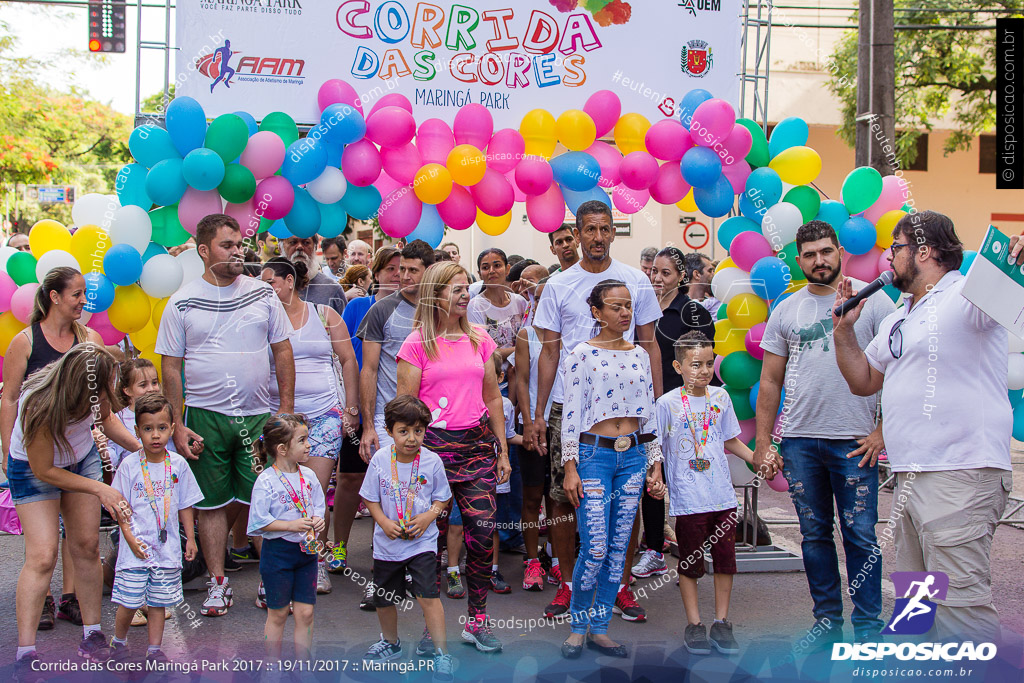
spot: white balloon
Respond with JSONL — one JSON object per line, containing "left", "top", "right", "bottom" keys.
{"left": 139, "top": 254, "right": 184, "bottom": 298}
{"left": 109, "top": 206, "right": 153, "bottom": 254}
{"left": 306, "top": 167, "right": 348, "bottom": 204}
{"left": 1009, "top": 353, "right": 1024, "bottom": 391}
{"left": 0, "top": 246, "right": 17, "bottom": 272}
{"left": 35, "top": 249, "right": 81, "bottom": 282}
{"left": 761, "top": 202, "right": 803, "bottom": 249}
{"left": 1009, "top": 333, "right": 1024, "bottom": 355}
{"left": 71, "top": 193, "right": 121, "bottom": 229}
{"left": 728, "top": 454, "right": 756, "bottom": 486}
{"left": 711, "top": 267, "right": 755, "bottom": 304}
{"left": 79, "top": 310, "right": 92, "bottom": 325}
{"left": 176, "top": 247, "right": 204, "bottom": 285}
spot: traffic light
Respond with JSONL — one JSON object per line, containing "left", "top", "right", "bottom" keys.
{"left": 88, "top": 0, "right": 126, "bottom": 53}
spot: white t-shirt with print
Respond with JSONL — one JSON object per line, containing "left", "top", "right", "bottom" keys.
{"left": 110, "top": 407, "right": 178, "bottom": 471}
{"left": 248, "top": 465, "right": 327, "bottom": 544}
{"left": 468, "top": 293, "right": 529, "bottom": 350}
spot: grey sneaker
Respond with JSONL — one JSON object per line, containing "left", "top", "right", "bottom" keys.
{"left": 446, "top": 571, "right": 466, "bottom": 599}
{"left": 416, "top": 628, "right": 435, "bottom": 657}
{"left": 709, "top": 620, "right": 739, "bottom": 654}
{"left": 78, "top": 630, "right": 113, "bottom": 662}
{"left": 363, "top": 634, "right": 402, "bottom": 661}
{"left": 14, "top": 652, "right": 45, "bottom": 683}
{"left": 108, "top": 640, "right": 131, "bottom": 664}
{"left": 432, "top": 652, "right": 456, "bottom": 683}
{"left": 631, "top": 548, "right": 668, "bottom": 578}
{"left": 461, "top": 614, "right": 502, "bottom": 653}
{"left": 316, "top": 561, "right": 332, "bottom": 594}
{"left": 360, "top": 581, "right": 377, "bottom": 611}
{"left": 684, "top": 622, "right": 712, "bottom": 655}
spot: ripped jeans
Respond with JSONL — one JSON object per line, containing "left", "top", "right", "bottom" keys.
{"left": 781, "top": 438, "right": 884, "bottom": 635}
{"left": 568, "top": 440, "right": 646, "bottom": 635}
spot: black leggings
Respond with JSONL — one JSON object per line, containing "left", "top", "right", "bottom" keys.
{"left": 640, "top": 489, "right": 665, "bottom": 551}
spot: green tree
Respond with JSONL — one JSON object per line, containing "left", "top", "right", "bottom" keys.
{"left": 827, "top": 1, "right": 1014, "bottom": 166}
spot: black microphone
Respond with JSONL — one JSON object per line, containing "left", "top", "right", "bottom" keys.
{"left": 831, "top": 271, "right": 895, "bottom": 317}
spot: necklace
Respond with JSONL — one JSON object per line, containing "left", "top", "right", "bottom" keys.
{"left": 680, "top": 388, "right": 712, "bottom": 472}
{"left": 139, "top": 452, "right": 172, "bottom": 543}
{"left": 273, "top": 465, "right": 315, "bottom": 552}
{"left": 390, "top": 445, "right": 422, "bottom": 540}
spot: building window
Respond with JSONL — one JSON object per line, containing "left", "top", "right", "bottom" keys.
{"left": 979, "top": 135, "right": 996, "bottom": 174}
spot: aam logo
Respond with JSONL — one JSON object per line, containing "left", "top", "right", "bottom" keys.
{"left": 883, "top": 571, "right": 949, "bottom": 635}
{"left": 196, "top": 38, "right": 305, "bottom": 92}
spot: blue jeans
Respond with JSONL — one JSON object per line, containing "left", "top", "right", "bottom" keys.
{"left": 569, "top": 440, "right": 646, "bottom": 635}
{"left": 497, "top": 445, "right": 524, "bottom": 549}
{"left": 781, "top": 438, "right": 884, "bottom": 635}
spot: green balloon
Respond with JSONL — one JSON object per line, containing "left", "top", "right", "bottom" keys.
{"left": 725, "top": 384, "right": 755, "bottom": 421}
{"left": 7, "top": 251, "right": 38, "bottom": 285}
{"left": 736, "top": 118, "right": 770, "bottom": 168}
{"left": 783, "top": 185, "right": 821, "bottom": 224}
{"left": 205, "top": 114, "right": 250, "bottom": 164}
{"left": 720, "top": 351, "right": 763, "bottom": 390}
{"left": 149, "top": 205, "right": 191, "bottom": 247}
{"left": 219, "top": 164, "right": 257, "bottom": 204}
{"left": 717, "top": 302, "right": 729, "bottom": 321}
{"left": 778, "top": 241, "right": 806, "bottom": 281}
{"left": 841, "top": 166, "right": 883, "bottom": 214}
{"left": 258, "top": 216, "right": 274, "bottom": 233}
{"left": 259, "top": 111, "right": 299, "bottom": 147}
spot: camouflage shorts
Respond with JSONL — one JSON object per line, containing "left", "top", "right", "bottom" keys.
{"left": 547, "top": 402, "right": 567, "bottom": 504}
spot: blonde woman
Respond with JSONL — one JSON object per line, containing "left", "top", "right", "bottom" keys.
{"left": 396, "top": 262, "right": 511, "bottom": 655}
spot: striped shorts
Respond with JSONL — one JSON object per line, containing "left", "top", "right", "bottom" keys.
{"left": 112, "top": 567, "right": 183, "bottom": 609}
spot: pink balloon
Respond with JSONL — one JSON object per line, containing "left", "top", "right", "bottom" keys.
{"left": 86, "top": 309, "right": 126, "bottom": 345}
{"left": 766, "top": 471, "right": 789, "bottom": 492}
{"left": 864, "top": 174, "right": 911, "bottom": 224}
{"left": 318, "top": 79, "right": 362, "bottom": 114}
{"left": 583, "top": 90, "right": 622, "bottom": 138}
{"left": 381, "top": 143, "right": 422, "bottom": 185}
{"left": 368, "top": 94, "right": 413, "bottom": 116}
{"left": 619, "top": 152, "right": 659, "bottom": 191}
{"left": 650, "top": 161, "right": 691, "bottom": 204}
{"left": 737, "top": 418, "right": 756, "bottom": 445}
{"left": 722, "top": 159, "right": 752, "bottom": 194}
{"left": 416, "top": 119, "right": 455, "bottom": 165}
{"left": 690, "top": 98, "right": 736, "bottom": 147}
{"left": 878, "top": 248, "right": 893, "bottom": 273}
{"left": 505, "top": 171, "right": 527, "bottom": 203}
{"left": 515, "top": 157, "right": 554, "bottom": 196}
{"left": 585, "top": 141, "right": 622, "bottom": 188}
{"left": 731, "top": 231, "right": 773, "bottom": 271}
{"left": 254, "top": 177, "right": 294, "bottom": 221}
{"left": 373, "top": 171, "right": 403, "bottom": 199}
{"left": 378, "top": 187, "right": 422, "bottom": 239}
{"left": 720, "top": 124, "right": 753, "bottom": 163}
{"left": 454, "top": 103, "right": 494, "bottom": 149}
{"left": 225, "top": 199, "right": 262, "bottom": 238}
{"left": 10, "top": 284, "right": 38, "bottom": 324}
{"left": 178, "top": 187, "right": 225, "bottom": 235}
{"left": 240, "top": 131, "right": 286, "bottom": 180}
{"left": 366, "top": 106, "right": 416, "bottom": 148}
{"left": 0, "top": 273, "right": 18, "bottom": 313}
{"left": 612, "top": 183, "right": 650, "bottom": 214}
{"left": 745, "top": 322, "right": 766, "bottom": 360}
{"left": 342, "top": 139, "right": 383, "bottom": 186}
{"left": 843, "top": 247, "right": 883, "bottom": 281}
{"left": 526, "top": 183, "right": 566, "bottom": 233}
{"left": 437, "top": 185, "right": 476, "bottom": 230}
{"left": 487, "top": 129, "right": 525, "bottom": 174}
{"left": 471, "top": 169, "right": 515, "bottom": 217}
{"left": 714, "top": 354, "right": 724, "bottom": 383}
{"left": 645, "top": 120, "right": 692, "bottom": 161}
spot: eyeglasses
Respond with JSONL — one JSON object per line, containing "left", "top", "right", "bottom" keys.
{"left": 890, "top": 242, "right": 912, "bottom": 255}
{"left": 888, "top": 317, "right": 905, "bottom": 359}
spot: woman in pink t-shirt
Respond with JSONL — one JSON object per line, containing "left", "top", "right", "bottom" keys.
{"left": 397, "top": 262, "right": 511, "bottom": 654}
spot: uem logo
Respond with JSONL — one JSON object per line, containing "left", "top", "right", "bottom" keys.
{"left": 678, "top": 0, "right": 722, "bottom": 16}
{"left": 883, "top": 571, "right": 949, "bottom": 635}
{"left": 196, "top": 38, "right": 305, "bottom": 92}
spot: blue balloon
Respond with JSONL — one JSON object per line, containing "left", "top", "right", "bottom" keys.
{"left": 960, "top": 250, "right": 978, "bottom": 275}
{"left": 115, "top": 163, "right": 152, "bottom": 209}
{"left": 321, "top": 104, "right": 366, "bottom": 145}
{"left": 749, "top": 381, "right": 786, "bottom": 414}
{"left": 693, "top": 174, "right": 734, "bottom": 218}
{"left": 166, "top": 97, "right": 207, "bottom": 158}
{"left": 750, "top": 256, "right": 791, "bottom": 301}
{"left": 681, "top": 147, "right": 723, "bottom": 189}
{"left": 141, "top": 242, "right": 168, "bottom": 263}
{"left": 739, "top": 193, "right": 767, "bottom": 222}
{"left": 744, "top": 168, "right": 783, "bottom": 207}
{"left": 129, "top": 125, "right": 181, "bottom": 168}
{"left": 678, "top": 88, "right": 713, "bottom": 127}
{"left": 560, "top": 185, "right": 611, "bottom": 215}
{"left": 233, "top": 110, "right": 259, "bottom": 137}
{"left": 768, "top": 117, "right": 810, "bottom": 158}
{"left": 838, "top": 217, "right": 876, "bottom": 256}
{"left": 317, "top": 201, "right": 349, "bottom": 239}
{"left": 406, "top": 204, "right": 445, "bottom": 248}
{"left": 341, "top": 184, "right": 382, "bottom": 221}
{"left": 83, "top": 272, "right": 115, "bottom": 313}
{"left": 145, "top": 159, "right": 187, "bottom": 207}
{"left": 283, "top": 187, "right": 321, "bottom": 238}
{"left": 550, "top": 152, "right": 600, "bottom": 192}
{"left": 769, "top": 290, "right": 793, "bottom": 313}
{"left": 815, "top": 200, "right": 850, "bottom": 232}
{"left": 1014, "top": 402, "right": 1024, "bottom": 441}
{"left": 323, "top": 140, "right": 343, "bottom": 169}
{"left": 268, "top": 220, "right": 292, "bottom": 239}
{"left": 882, "top": 282, "right": 901, "bottom": 303}
{"left": 182, "top": 148, "right": 226, "bottom": 191}
{"left": 103, "top": 244, "right": 144, "bottom": 286}
{"left": 718, "top": 216, "right": 760, "bottom": 251}
{"left": 1009, "top": 388, "right": 1023, "bottom": 408}
{"left": 282, "top": 138, "right": 328, "bottom": 186}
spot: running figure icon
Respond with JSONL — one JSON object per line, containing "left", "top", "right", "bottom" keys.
{"left": 210, "top": 39, "right": 235, "bottom": 92}
{"left": 887, "top": 574, "right": 940, "bottom": 630}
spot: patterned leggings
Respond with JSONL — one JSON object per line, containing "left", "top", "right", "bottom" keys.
{"left": 435, "top": 471, "right": 496, "bottom": 617}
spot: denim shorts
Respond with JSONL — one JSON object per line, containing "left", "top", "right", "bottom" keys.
{"left": 260, "top": 537, "right": 317, "bottom": 609}
{"left": 8, "top": 445, "right": 102, "bottom": 504}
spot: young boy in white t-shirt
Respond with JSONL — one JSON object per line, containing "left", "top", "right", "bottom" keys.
{"left": 654, "top": 332, "right": 760, "bottom": 657}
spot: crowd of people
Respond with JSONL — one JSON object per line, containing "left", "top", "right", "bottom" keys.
{"left": 3, "top": 205, "right": 1023, "bottom": 681}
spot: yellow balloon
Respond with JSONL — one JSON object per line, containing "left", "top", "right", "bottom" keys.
{"left": 555, "top": 109, "right": 597, "bottom": 152}
{"left": 413, "top": 163, "right": 454, "bottom": 204}
{"left": 714, "top": 319, "right": 747, "bottom": 357}
{"left": 613, "top": 113, "right": 651, "bottom": 156}
{"left": 70, "top": 224, "right": 110, "bottom": 274}
{"left": 727, "top": 293, "right": 769, "bottom": 328}
{"left": 0, "top": 311, "right": 27, "bottom": 355}
{"left": 447, "top": 145, "right": 487, "bottom": 187}
{"left": 29, "top": 220, "right": 72, "bottom": 258}
{"left": 520, "top": 109, "right": 557, "bottom": 159}
{"left": 875, "top": 209, "right": 906, "bottom": 250}
{"left": 476, "top": 208, "right": 511, "bottom": 236}
{"left": 151, "top": 297, "right": 169, "bottom": 329}
{"left": 768, "top": 146, "right": 822, "bottom": 186}
{"left": 138, "top": 343, "right": 162, "bottom": 381}
{"left": 676, "top": 190, "right": 698, "bottom": 213}
{"left": 107, "top": 284, "right": 151, "bottom": 334}
{"left": 130, "top": 321, "right": 158, "bottom": 349}
{"left": 715, "top": 257, "right": 736, "bottom": 273}
{"left": 784, "top": 280, "right": 808, "bottom": 295}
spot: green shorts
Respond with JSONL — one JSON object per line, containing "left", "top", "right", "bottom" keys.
{"left": 185, "top": 406, "right": 270, "bottom": 509}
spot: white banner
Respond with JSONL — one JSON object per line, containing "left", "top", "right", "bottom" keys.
{"left": 176, "top": 0, "right": 742, "bottom": 127}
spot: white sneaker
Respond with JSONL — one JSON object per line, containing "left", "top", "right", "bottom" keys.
{"left": 360, "top": 580, "right": 377, "bottom": 611}
{"left": 317, "top": 561, "right": 332, "bottom": 594}
{"left": 201, "top": 577, "right": 232, "bottom": 616}
{"left": 631, "top": 549, "right": 668, "bottom": 578}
